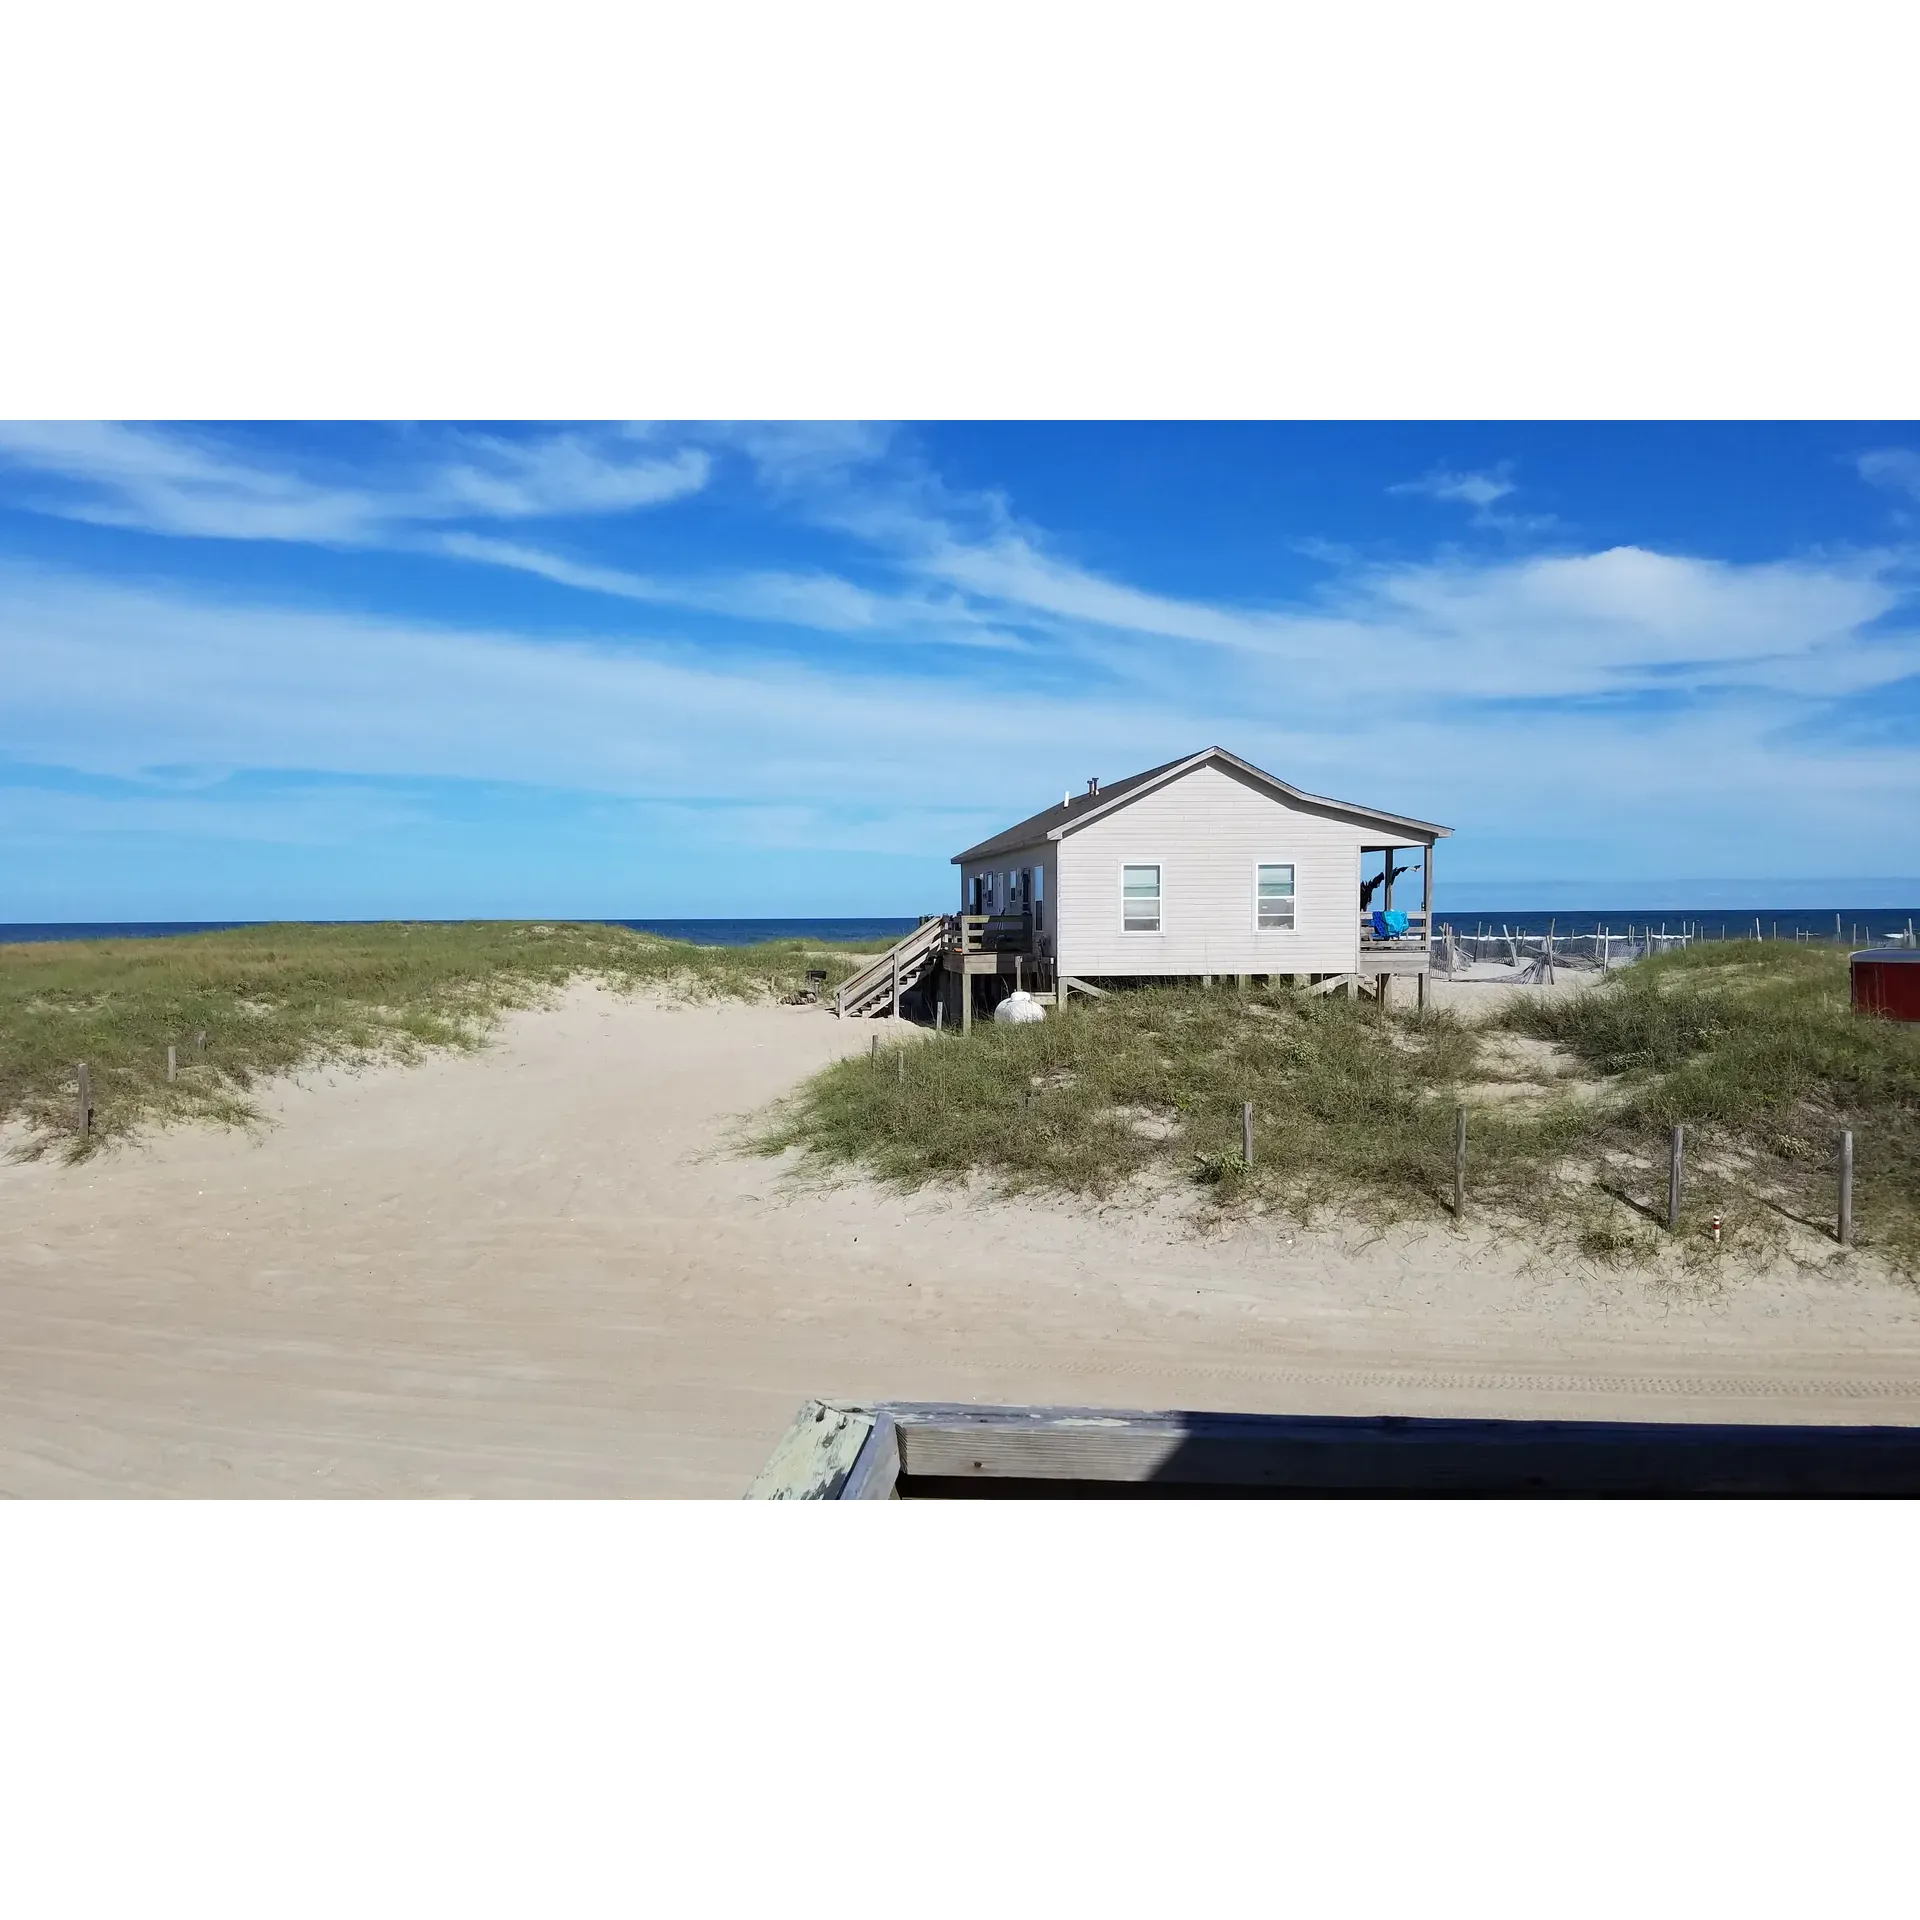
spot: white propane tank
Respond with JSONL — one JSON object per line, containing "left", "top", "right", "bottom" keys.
{"left": 993, "top": 989, "right": 1047, "bottom": 1025}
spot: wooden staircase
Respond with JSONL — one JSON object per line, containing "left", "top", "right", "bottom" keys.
{"left": 835, "top": 916, "right": 951, "bottom": 1018}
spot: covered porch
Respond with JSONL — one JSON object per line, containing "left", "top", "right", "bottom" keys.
{"left": 1358, "top": 837, "right": 1437, "bottom": 1007}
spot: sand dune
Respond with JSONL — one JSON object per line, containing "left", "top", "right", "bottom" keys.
{"left": 3, "top": 980, "right": 1918, "bottom": 1496}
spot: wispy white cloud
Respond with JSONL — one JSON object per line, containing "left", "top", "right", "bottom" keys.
{"left": 0, "top": 421, "right": 710, "bottom": 543}
{"left": 6, "top": 423, "right": 1920, "bottom": 903}
{"left": 1390, "top": 464, "right": 1516, "bottom": 512}
{"left": 0, "top": 564, "right": 1157, "bottom": 810}
{"left": 4, "top": 558, "right": 1917, "bottom": 892}
{"left": 864, "top": 516, "right": 1912, "bottom": 705}
{"left": 753, "top": 439, "right": 1914, "bottom": 703}
{"left": 436, "top": 533, "right": 892, "bottom": 632}
{"left": 1388, "top": 460, "right": 1555, "bottom": 533}
{"left": 435, "top": 531, "right": 1028, "bottom": 648}
{"left": 4, "top": 423, "right": 1909, "bottom": 715}
{"left": 1858, "top": 447, "right": 1920, "bottom": 504}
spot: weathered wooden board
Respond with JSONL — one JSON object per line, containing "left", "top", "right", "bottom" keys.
{"left": 750, "top": 1400, "right": 1920, "bottom": 1497}
{"left": 838, "top": 1414, "right": 901, "bottom": 1499}
{"left": 880, "top": 1403, "right": 1920, "bottom": 1495}
{"left": 742, "top": 1400, "right": 875, "bottom": 1500}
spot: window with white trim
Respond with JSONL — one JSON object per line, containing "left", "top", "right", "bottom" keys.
{"left": 1122, "top": 864, "right": 1162, "bottom": 933}
{"left": 1257, "top": 863, "right": 1296, "bottom": 931}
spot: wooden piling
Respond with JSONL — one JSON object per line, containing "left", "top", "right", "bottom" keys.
{"left": 167, "top": 1044, "right": 176, "bottom": 1083}
{"left": 1668, "top": 1125, "right": 1685, "bottom": 1232}
{"left": 1241, "top": 1101, "right": 1254, "bottom": 1168}
{"left": 1838, "top": 1130, "right": 1853, "bottom": 1247}
{"left": 1454, "top": 1105, "right": 1467, "bottom": 1218}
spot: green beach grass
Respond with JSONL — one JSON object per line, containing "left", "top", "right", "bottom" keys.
{"left": 1, "top": 921, "right": 865, "bottom": 1160}
{"left": 758, "top": 943, "right": 1920, "bottom": 1273}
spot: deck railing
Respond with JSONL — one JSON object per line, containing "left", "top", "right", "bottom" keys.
{"left": 955, "top": 911, "right": 1033, "bottom": 955}
{"left": 1358, "top": 910, "right": 1431, "bottom": 949}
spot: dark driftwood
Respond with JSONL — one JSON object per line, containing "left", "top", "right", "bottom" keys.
{"left": 748, "top": 1400, "right": 1920, "bottom": 1498}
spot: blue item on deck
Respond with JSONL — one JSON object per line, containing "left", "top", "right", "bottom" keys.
{"left": 1371, "top": 909, "right": 1410, "bottom": 939}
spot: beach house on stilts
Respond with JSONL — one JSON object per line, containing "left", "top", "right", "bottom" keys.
{"left": 834, "top": 746, "right": 1452, "bottom": 1026}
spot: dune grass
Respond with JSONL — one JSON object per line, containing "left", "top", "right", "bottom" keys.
{"left": 759, "top": 982, "right": 1490, "bottom": 1212}
{"left": 759, "top": 943, "right": 1920, "bottom": 1272}
{"left": 1499, "top": 941, "right": 1920, "bottom": 1269}
{"left": 1, "top": 920, "right": 861, "bottom": 1159}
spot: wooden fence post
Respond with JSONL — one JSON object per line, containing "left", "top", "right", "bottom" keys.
{"left": 1838, "top": 1130, "right": 1854, "bottom": 1247}
{"left": 1668, "top": 1125, "right": 1685, "bottom": 1232}
{"left": 195, "top": 1029, "right": 206, "bottom": 1060}
{"left": 167, "top": 1044, "right": 177, "bottom": 1083}
{"left": 77, "top": 1062, "right": 92, "bottom": 1137}
{"left": 1454, "top": 1105, "right": 1468, "bottom": 1219}
{"left": 1242, "top": 1101, "right": 1254, "bottom": 1168}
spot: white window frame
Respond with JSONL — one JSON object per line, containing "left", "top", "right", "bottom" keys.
{"left": 1120, "top": 859, "right": 1164, "bottom": 935}
{"left": 1254, "top": 860, "right": 1298, "bottom": 934}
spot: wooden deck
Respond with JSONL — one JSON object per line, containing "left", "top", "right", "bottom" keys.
{"left": 839, "top": 904, "right": 1440, "bottom": 1024}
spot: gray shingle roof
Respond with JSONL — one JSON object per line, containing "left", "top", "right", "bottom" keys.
{"left": 951, "top": 746, "right": 1450, "bottom": 864}
{"left": 950, "top": 755, "right": 1193, "bottom": 865}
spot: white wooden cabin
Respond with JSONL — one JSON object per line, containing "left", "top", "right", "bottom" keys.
{"left": 834, "top": 746, "right": 1451, "bottom": 1024}
{"left": 959, "top": 746, "right": 1450, "bottom": 997}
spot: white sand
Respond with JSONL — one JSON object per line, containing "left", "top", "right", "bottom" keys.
{"left": 4, "top": 980, "right": 1919, "bottom": 1497}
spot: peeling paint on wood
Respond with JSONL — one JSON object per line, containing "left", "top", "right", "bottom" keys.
{"left": 742, "top": 1399, "right": 875, "bottom": 1500}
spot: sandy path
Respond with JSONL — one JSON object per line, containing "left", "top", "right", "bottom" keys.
{"left": 4, "top": 981, "right": 1919, "bottom": 1497}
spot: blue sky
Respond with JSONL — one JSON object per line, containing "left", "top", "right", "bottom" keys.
{"left": 3, "top": 419, "right": 1918, "bottom": 920}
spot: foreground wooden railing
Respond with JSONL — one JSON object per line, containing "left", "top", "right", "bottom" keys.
{"left": 748, "top": 1399, "right": 1920, "bottom": 1498}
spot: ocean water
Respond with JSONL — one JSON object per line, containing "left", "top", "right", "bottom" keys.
{"left": 2, "top": 910, "right": 1915, "bottom": 948}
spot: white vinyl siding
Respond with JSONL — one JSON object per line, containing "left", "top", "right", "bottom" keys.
{"left": 1257, "top": 863, "right": 1295, "bottom": 931}
{"left": 1122, "top": 863, "right": 1162, "bottom": 933}
{"left": 1055, "top": 762, "right": 1368, "bottom": 977}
